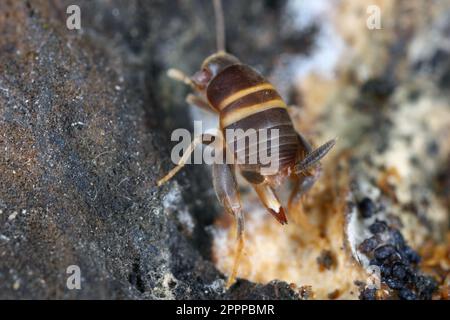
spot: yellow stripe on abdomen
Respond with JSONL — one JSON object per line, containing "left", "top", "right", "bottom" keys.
{"left": 217, "top": 83, "right": 275, "bottom": 110}
{"left": 221, "top": 99, "right": 287, "bottom": 127}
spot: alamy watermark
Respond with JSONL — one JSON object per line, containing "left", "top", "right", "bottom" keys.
{"left": 66, "top": 5, "right": 81, "bottom": 30}
{"left": 66, "top": 265, "right": 81, "bottom": 290}
{"left": 64, "top": 4, "right": 383, "bottom": 34}
{"left": 170, "top": 121, "right": 280, "bottom": 175}
{"left": 366, "top": 5, "right": 382, "bottom": 30}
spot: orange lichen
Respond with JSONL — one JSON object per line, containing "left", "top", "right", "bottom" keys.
{"left": 377, "top": 166, "right": 402, "bottom": 200}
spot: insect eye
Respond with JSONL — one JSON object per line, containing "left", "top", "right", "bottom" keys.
{"left": 192, "top": 68, "right": 212, "bottom": 88}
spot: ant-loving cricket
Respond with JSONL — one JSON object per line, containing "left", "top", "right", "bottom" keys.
{"left": 158, "top": 0, "right": 336, "bottom": 287}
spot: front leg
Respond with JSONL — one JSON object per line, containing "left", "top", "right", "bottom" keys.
{"left": 212, "top": 162, "right": 245, "bottom": 288}
{"left": 167, "top": 68, "right": 217, "bottom": 114}
{"left": 157, "top": 133, "right": 215, "bottom": 186}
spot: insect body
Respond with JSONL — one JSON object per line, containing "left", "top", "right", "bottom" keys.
{"left": 158, "top": 0, "right": 336, "bottom": 287}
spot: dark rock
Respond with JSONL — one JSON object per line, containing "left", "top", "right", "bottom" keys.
{"left": 0, "top": 0, "right": 219, "bottom": 300}
{"left": 374, "top": 245, "right": 397, "bottom": 261}
{"left": 361, "top": 78, "right": 395, "bottom": 99}
{"left": 359, "top": 236, "right": 379, "bottom": 254}
{"left": 227, "top": 280, "right": 299, "bottom": 300}
{"left": 392, "top": 264, "right": 407, "bottom": 280}
{"left": 0, "top": 0, "right": 299, "bottom": 299}
{"left": 380, "top": 263, "right": 392, "bottom": 277}
{"left": 390, "top": 229, "right": 405, "bottom": 248}
{"left": 369, "top": 220, "right": 388, "bottom": 234}
{"left": 357, "top": 197, "right": 376, "bottom": 219}
{"left": 369, "top": 258, "right": 382, "bottom": 267}
{"left": 414, "top": 275, "right": 437, "bottom": 300}
{"left": 373, "top": 234, "right": 436, "bottom": 300}
{"left": 386, "top": 278, "right": 404, "bottom": 290}
{"left": 356, "top": 77, "right": 396, "bottom": 110}
{"left": 359, "top": 288, "right": 377, "bottom": 300}
{"left": 403, "top": 246, "right": 421, "bottom": 264}
{"left": 316, "top": 250, "right": 336, "bottom": 270}
{"left": 398, "top": 288, "right": 417, "bottom": 300}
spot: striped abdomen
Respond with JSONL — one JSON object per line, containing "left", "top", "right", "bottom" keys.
{"left": 206, "top": 64, "right": 300, "bottom": 177}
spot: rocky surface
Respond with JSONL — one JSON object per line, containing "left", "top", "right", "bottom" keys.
{"left": 0, "top": 0, "right": 303, "bottom": 299}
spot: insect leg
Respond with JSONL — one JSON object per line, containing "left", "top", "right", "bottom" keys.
{"left": 167, "top": 69, "right": 217, "bottom": 113}
{"left": 186, "top": 93, "right": 218, "bottom": 113}
{"left": 212, "top": 161, "right": 244, "bottom": 288}
{"left": 288, "top": 175, "right": 302, "bottom": 210}
{"left": 157, "top": 133, "right": 216, "bottom": 186}
{"left": 253, "top": 183, "right": 288, "bottom": 225}
{"left": 167, "top": 68, "right": 196, "bottom": 89}
{"left": 289, "top": 166, "right": 322, "bottom": 208}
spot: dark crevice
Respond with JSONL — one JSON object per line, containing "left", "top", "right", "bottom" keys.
{"left": 128, "top": 259, "right": 145, "bottom": 294}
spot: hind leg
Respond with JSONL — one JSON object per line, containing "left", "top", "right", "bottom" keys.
{"left": 289, "top": 167, "right": 322, "bottom": 209}
{"left": 288, "top": 134, "right": 329, "bottom": 222}
{"left": 287, "top": 133, "right": 319, "bottom": 206}
{"left": 287, "top": 171, "right": 323, "bottom": 230}
{"left": 212, "top": 162, "right": 245, "bottom": 288}
{"left": 291, "top": 133, "right": 335, "bottom": 196}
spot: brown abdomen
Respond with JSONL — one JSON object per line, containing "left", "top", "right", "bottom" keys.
{"left": 206, "top": 64, "right": 299, "bottom": 177}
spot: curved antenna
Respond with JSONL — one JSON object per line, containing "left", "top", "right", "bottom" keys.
{"left": 213, "top": 0, "right": 226, "bottom": 52}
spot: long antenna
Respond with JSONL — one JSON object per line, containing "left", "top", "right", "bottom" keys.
{"left": 213, "top": 0, "right": 226, "bottom": 52}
